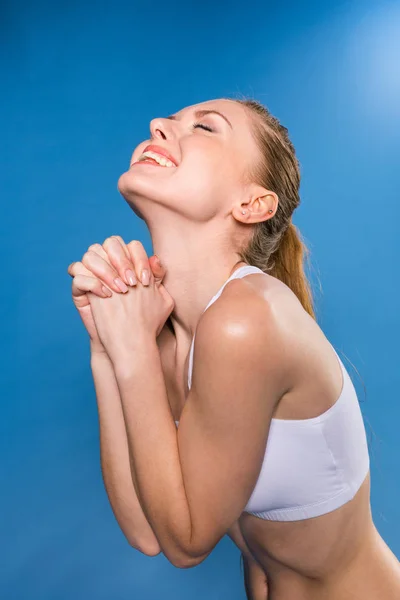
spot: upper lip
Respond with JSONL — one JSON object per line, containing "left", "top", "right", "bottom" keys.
{"left": 138, "top": 144, "right": 178, "bottom": 166}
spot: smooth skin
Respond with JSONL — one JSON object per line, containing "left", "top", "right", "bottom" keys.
{"left": 68, "top": 98, "right": 400, "bottom": 599}
{"left": 69, "top": 235, "right": 400, "bottom": 600}
{"left": 68, "top": 235, "right": 269, "bottom": 599}
{"left": 68, "top": 236, "right": 164, "bottom": 352}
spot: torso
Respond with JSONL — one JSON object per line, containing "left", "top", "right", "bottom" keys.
{"left": 157, "top": 269, "right": 400, "bottom": 599}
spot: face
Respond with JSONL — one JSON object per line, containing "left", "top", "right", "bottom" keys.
{"left": 117, "top": 99, "right": 263, "bottom": 222}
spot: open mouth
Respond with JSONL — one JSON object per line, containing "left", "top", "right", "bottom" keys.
{"left": 134, "top": 150, "right": 176, "bottom": 168}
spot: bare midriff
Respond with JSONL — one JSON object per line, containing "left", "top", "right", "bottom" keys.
{"left": 235, "top": 473, "right": 400, "bottom": 599}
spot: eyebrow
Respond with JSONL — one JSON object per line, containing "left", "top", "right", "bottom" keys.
{"left": 166, "top": 109, "right": 233, "bottom": 129}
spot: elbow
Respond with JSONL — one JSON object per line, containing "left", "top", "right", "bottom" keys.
{"left": 131, "top": 530, "right": 210, "bottom": 568}
{"left": 169, "top": 554, "right": 200, "bottom": 569}
{"left": 168, "top": 548, "right": 211, "bottom": 569}
{"left": 167, "top": 533, "right": 213, "bottom": 568}
{"left": 124, "top": 531, "right": 197, "bottom": 565}
{"left": 145, "top": 542, "right": 193, "bottom": 568}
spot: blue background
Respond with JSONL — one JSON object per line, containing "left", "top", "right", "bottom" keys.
{"left": 2, "top": 0, "right": 399, "bottom": 598}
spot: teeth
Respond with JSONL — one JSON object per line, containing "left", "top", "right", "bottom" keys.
{"left": 138, "top": 151, "right": 175, "bottom": 167}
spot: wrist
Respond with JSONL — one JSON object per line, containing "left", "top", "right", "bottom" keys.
{"left": 113, "top": 339, "right": 159, "bottom": 381}
{"left": 90, "top": 340, "right": 109, "bottom": 357}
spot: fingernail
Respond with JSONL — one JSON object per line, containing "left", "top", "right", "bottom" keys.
{"left": 141, "top": 269, "right": 150, "bottom": 286}
{"left": 125, "top": 269, "right": 137, "bottom": 286}
{"left": 114, "top": 277, "right": 129, "bottom": 293}
{"left": 102, "top": 286, "right": 112, "bottom": 297}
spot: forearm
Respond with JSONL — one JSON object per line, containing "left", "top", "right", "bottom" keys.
{"left": 114, "top": 340, "right": 194, "bottom": 568}
{"left": 90, "top": 346, "right": 161, "bottom": 554}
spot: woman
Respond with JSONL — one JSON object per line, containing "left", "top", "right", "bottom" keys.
{"left": 67, "top": 98, "right": 400, "bottom": 599}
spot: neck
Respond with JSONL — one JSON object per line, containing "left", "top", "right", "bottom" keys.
{"left": 148, "top": 218, "right": 246, "bottom": 347}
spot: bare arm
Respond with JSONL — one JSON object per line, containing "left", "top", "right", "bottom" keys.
{"left": 108, "top": 283, "right": 287, "bottom": 568}
{"left": 68, "top": 237, "right": 166, "bottom": 555}
{"left": 90, "top": 344, "right": 161, "bottom": 556}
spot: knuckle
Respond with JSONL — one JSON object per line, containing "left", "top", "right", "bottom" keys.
{"left": 87, "top": 243, "right": 102, "bottom": 253}
{"left": 127, "top": 240, "right": 148, "bottom": 267}
{"left": 81, "top": 251, "right": 92, "bottom": 263}
{"left": 104, "top": 235, "right": 118, "bottom": 244}
{"left": 103, "top": 236, "right": 119, "bottom": 248}
{"left": 127, "top": 240, "right": 143, "bottom": 249}
{"left": 102, "top": 237, "right": 122, "bottom": 258}
{"left": 100, "top": 239, "right": 125, "bottom": 269}
{"left": 68, "top": 261, "right": 83, "bottom": 275}
{"left": 111, "top": 234, "right": 125, "bottom": 245}
{"left": 122, "top": 260, "right": 133, "bottom": 273}
{"left": 112, "top": 235, "right": 131, "bottom": 259}
{"left": 72, "top": 273, "right": 83, "bottom": 287}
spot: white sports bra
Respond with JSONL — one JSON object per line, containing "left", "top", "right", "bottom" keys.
{"left": 175, "top": 265, "right": 370, "bottom": 521}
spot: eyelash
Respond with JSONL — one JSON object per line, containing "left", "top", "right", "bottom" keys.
{"left": 192, "top": 122, "right": 214, "bottom": 132}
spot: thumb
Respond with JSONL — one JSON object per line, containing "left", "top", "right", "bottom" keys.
{"left": 149, "top": 255, "right": 166, "bottom": 283}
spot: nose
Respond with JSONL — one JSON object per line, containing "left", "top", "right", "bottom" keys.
{"left": 149, "top": 117, "right": 175, "bottom": 141}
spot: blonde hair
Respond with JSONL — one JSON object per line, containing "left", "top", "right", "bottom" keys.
{"left": 234, "top": 98, "right": 316, "bottom": 319}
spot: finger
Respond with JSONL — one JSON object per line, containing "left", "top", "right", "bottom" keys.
{"left": 72, "top": 274, "right": 113, "bottom": 300}
{"left": 102, "top": 236, "right": 139, "bottom": 288}
{"left": 107, "top": 236, "right": 131, "bottom": 259}
{"left": 68, "top": 260, "right": 117, "bottom": 296}
{"left": 68, "top": 260, "right": 96, "bottom": 278}
{"left": 126, "top": 240, "right": 153, "bottom": 287}
{"left": 158, "top": 283, "right": 175, "bottom": 311}
{"left": 112, "top": 236, "right": 165, "bottom": 283}
{"left": 81, "top": 250, "right": 129, "bottom": 294}
{"left": 86, "top": 240, "right": 137, "bottom": 288}
{"left": 99, "top": 236, "right": 165, "bottom": 285}
{"left": 86, "top": 243, "right": 111, "bottom": 261}
{"left": 148, "top": 254, "right": 167, "bottom": 284}
{"left": 87, "top": 239, "right": 132, "bottom": 264}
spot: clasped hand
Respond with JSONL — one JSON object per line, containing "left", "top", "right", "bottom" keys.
{"left": 67, "top": 236, "right": 175, "bottom": 365}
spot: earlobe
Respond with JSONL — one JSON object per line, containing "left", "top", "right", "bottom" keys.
{"left": 237, "top": 206, "right": 272, "bottom": 220}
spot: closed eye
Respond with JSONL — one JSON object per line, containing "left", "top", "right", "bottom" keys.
{"left": 192, "top": 122, "right": 214, "bottom": 132}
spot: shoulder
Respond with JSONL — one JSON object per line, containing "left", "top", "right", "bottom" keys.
{"left": 197, "top": 271, "right": 296, "bottom": 345}
{"left": 202, "top": 276, "right": 269, "bottom": 335}
{"left": 193, "top": 274, "right": 298, "bottom": 395}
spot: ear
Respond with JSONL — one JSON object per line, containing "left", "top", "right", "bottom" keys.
{"left": 232, "top": 185, "right": 278, "bottom": 224}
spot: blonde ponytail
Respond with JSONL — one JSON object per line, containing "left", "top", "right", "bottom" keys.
{"left": 269, "top": 223, "right": 315, "bottom": 318}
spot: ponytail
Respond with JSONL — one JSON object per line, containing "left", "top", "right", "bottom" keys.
{"left": 269, "top": 223, "right": 315, "bottom": 319}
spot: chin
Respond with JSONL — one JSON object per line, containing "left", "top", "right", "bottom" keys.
{"left": 117, "top": 168, "right": 210, "bottom": 219}
{"left": 117, "top": 169, "right": 169, "bottom": 212}
{"left": 117, "top": 169, "right": 133, "bottom": 197}
{"left": 117, "top": 169, "right": 153, "bottom": 199}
